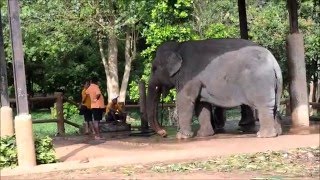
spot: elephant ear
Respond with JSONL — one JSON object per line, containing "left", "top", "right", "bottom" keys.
{"left": 167, "top": 52, "right": 182, "bottom": 77}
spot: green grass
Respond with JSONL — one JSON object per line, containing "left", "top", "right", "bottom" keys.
{"left": 30, "top": 108, "right": 242, "bottom": 137}
{"left": 31, "top": 110, "right": 83, "bottom": 136}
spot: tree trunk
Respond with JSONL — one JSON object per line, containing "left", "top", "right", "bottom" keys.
{"left": 98, "top": 33, "right": 111, "bottom": 97}
{"left": 286, "top": 0, "right": 309, "bottom": 127}
{"left": 119, "top": 28, "right": 136, "bottom": 103}
{"left": 106, "top": 32, "right": 119, "bottom": 102}
{"left": 139, "top": 81, "right": 148, "bottom": 131}
{"left": 286, "top": 33, "right": 309, "bottom": 127}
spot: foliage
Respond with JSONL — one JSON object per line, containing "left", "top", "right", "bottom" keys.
{"left": 129, "top": 0, "right": 195, "bottom": 102}
{"left": 300, "top": 0, "right": 320, "bottom": 83}
{"left": 62, "top": 102, "right": 80, "bottom": 120}
{"left": 2, "top": 0, "right": 104, "bottom": 100}
{"left": 203, "top": 23, "right": 238, "bottom": 39}
{"left": 0, "top": 136, "right": 17, "bottom": 168}
{"left": 247, "top": 1, "right": 289, "bottom": 87}
{"left": 2, "top": 0, "right": 319, "bottom": 103}
{"left": 150, "top": 146, "right": 320, "bottom": 177}
{"left": 49, "top": 102, "right": 79, "bottom": 120}
{"left": 34, "top": 136, "right": 57, "bottom": 164}
{"left": 0, "top": 135, "right": 57, "bottom": 169}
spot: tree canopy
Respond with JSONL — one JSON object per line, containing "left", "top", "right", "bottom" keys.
{"left": 1, "top": 0, "right": 319, "bottom": 103}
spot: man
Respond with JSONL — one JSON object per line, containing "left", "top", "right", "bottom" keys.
{"left": 105, "top": 95, "right": 126, "bottom": 123}
{"left": 86, "top": 77, "right": 105, "bottom": 140}
{"left": 80, "top": 80, "right": 94, "bottom": 135}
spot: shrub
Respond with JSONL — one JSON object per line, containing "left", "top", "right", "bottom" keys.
{"left": 63, "top": 102, "right": 79, "bottom": 120}
{"left": 0, "top": 136, "right": 17, "bottom": 168}
{"left": 0, "top": 135, "right": 57, "bottom": 169}
{"left": 50, "top": 102, "right": 79, "bottom": 120}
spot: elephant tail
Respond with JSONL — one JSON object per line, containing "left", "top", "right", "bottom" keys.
{"left": 272, "top": 55, "right": 283, "bottom": 119}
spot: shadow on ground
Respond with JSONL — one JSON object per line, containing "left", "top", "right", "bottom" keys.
{"left": 52, "top": 117, "right": 320, "bottom": 162}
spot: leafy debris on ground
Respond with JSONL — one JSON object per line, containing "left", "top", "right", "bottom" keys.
{"left": 146, "top": 146, "right": 319, "bottom": 177}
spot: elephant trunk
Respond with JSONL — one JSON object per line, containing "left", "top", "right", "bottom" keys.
{"left": 146, "top": 82, "right": 167, "bottom": 137}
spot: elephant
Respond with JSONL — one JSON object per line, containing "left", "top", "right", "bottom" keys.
{"left": 209, "top": 105, "right": 258, "bottom": 133}
{"left": 146, "top": 38, "right": 283, "bottom": 139}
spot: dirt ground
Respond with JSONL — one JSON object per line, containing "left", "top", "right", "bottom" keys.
{"left": 1, "top": 120, "right": 319, "bottom": 179}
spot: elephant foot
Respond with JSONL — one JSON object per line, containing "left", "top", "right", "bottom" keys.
{"left": 238, "top": 123, "right": 257, "bottom": 133}
{"left": 157, "top": 129, "right": 168, "bottom": 137}
{"left": 257, "top": 128, "right": 278, "bottom": 138}
{"left": 196, "top": 130, "right": 215, "bottom": 137}
{"left": 239, "top": 118, "right": 256, "bottom": 126}
{"left": 275, "top": 118, "right": 283, "bottom": 135}
{"left": 214, "top": 128, "right": 226, "bottom": 134}
{"left": 176, "top": 131, "right": 194, "bottom": 139}
{"left": 197, "top": 132, "right": 214, "bottom": 137}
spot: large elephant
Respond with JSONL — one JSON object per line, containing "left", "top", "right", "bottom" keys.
{"left": 146, "top": 38, "right": 282, "bottom": 139}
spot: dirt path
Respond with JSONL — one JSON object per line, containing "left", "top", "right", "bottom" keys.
{"left": 1, "top": 169, "right": 274, "bottom": 179}
{"left": 1, "top": 133, "right": 319, "bottom": 177}
{"left": 1, "top": 119, "right": 319, "bottom": 179}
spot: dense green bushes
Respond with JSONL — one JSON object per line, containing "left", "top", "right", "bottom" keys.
{"left": 0, "top": 135, "right": 57, "bottom": 169}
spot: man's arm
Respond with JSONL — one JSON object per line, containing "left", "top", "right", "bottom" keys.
{"left": 81, "top": 89, "right": 86, "bottom": 104}
{"left": 94, "top": 87, "right": 102, "bottom": 101}
{"left": 95, "top": 94, "right": 101, "bottom": 100}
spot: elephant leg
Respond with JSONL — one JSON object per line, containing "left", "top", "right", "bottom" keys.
{"left": 239, "top": 105, "right": 256, "bottom": 132}
{"left": 256, "top": 107, "right": 281, "bottom": 138}
{"left": 275, "top": 113, "right": 282, "bottom": 135}
{"left": 212, "top": 107, "right": 226, "bottom": 133}
{"left": 196, "top": 102, "right": 215, "bottom": 137}
{"left": 176, "top": 80, "right": 202, "bottom": 139}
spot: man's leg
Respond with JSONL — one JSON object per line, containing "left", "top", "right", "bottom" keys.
{"left": 84, "top": 109, "right": 93, "bottom": 134}
{"left": 92, "top": 108, "right": 102, "bottom": 139}
{"left": 106, "top": 111, "right": 115, "bottom": 122}
{"left": 118, "top": 113, "right": 127, "bottom": 123}
{"left": 84, "top": 122, "right": 89, "bottom": 134}
{"left": 89, "top": 121, "right": 95, "bottom": 134}
{"left": 121, "top": 112, "right": 127, "bottom": 123}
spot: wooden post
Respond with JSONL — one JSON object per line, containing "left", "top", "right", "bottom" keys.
{"left": 0, "top": 8, "right": 10, "bottom": 107}
{"left": 0, "top": 7, "right": 14, "bottom": 137}
{"left": 54, "top": 92, "right": 65, "bottom": 135}
{"left": 139, "top": 81, "right": 148, "bottom": 132}
{"left": 8, "top": 0, "right": 36, "bottom": 167}
{"left": 286, "top": 0, "right": 309, "bottom": 127}
{"left": 285, "top": 100, "right": 291, "bottom": 116}
{"left": 238, "top": 0, "right": 249, "bottom": 39}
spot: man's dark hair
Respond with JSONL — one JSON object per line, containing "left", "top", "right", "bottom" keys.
{"left": 83, "top": 79, "right": 90, "bottom": 85}
{"left": 91, "top": 76, "right": 99, "bottom": 84}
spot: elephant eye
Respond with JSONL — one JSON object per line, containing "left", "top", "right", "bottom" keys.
{"left": 152, "top": 66, "right": 157, "bottom": 72}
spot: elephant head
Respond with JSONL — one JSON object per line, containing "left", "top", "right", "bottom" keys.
{"left": 146, "top": 42, "right": 182, "bottom": 137}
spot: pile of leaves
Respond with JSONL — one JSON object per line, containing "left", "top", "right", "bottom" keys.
{"left": 0, "top": 135, "right": 57, "bottom": 169}
{"left": 149, "top": 147, "right": 319, "bottom": 177}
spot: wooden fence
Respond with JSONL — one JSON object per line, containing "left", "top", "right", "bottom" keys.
{"left": 10, "top": 92, "right": 81, "bottom": 135}
{"left": 8, "top": 89, "right": 320, "bottom": 136}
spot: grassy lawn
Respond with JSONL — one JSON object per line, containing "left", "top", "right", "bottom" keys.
{"left": 31, "top": 109, "right": 145, "bottom": 136}
{"left": 31, "top": 109, "right": 83, "bottom": 136}
{"left": 30, "top": 108, "right": 242, "bottom": 137}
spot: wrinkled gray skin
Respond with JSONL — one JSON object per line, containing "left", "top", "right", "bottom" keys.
{"left": 146, "top": 38, "right": 283, "bottom": 139}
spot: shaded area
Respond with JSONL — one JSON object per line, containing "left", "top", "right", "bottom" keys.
{"left": 53, "top": 117, "right": 320, "bottom": 146}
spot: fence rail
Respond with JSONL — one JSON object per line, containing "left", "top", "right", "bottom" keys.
{"left": 7, "top": 88, "right": 320, "bottom": 136}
